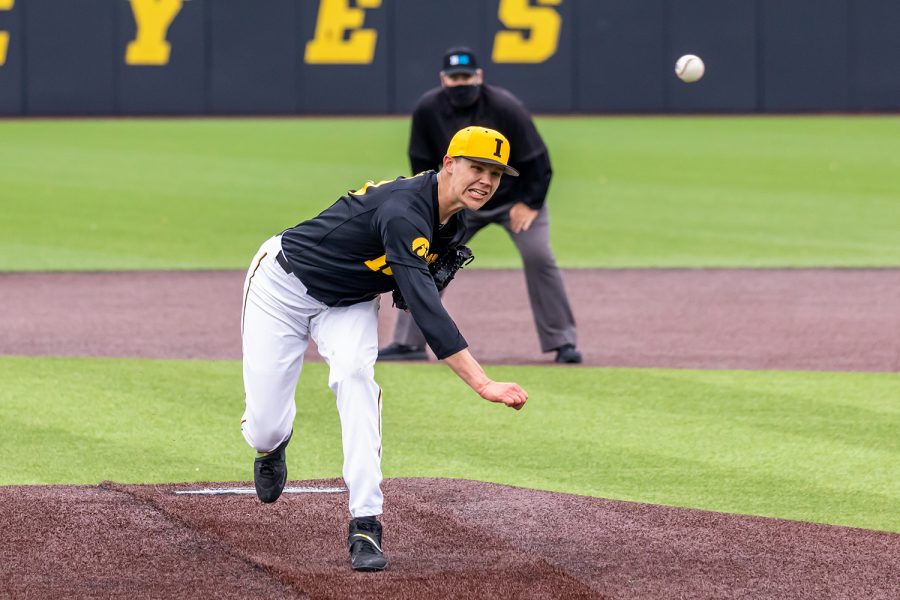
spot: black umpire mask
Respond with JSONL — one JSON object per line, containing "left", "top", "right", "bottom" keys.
{"left": 445, "top": 84, "right": 481, "bottom": 108}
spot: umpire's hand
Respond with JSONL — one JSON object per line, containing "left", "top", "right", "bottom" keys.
{"left": 509, "top": 202, "right": 539, "bottom": 234}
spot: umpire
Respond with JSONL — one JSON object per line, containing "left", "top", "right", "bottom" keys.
{"left": 379, "top": 47, "right": 582, "bottom": 364}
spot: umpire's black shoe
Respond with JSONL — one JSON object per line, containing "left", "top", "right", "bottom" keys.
{"left": 348, "top": 517, "right": 388, "bottom": 572}
{"left": 253, "top": 431, "right": 292, "bottom": 503}
{"left": 554, "top": 344, "right": 583, "bottom": 364}
{"left": 377, "top": 343, "right": 428, "bottom": 361}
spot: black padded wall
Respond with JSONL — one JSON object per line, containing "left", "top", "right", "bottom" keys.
{"left": 0, "top": 0, "right": 897, "bottom": 116}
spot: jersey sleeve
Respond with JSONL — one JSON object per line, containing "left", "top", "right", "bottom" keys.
{"left": 374, "top": 199, "right": 468, "bottom": 359}
{"left": 391, "top": 263, "right": 468, "bottom": 359}
{"left": 373, "top": 199, "right": 433, "bottom": 270}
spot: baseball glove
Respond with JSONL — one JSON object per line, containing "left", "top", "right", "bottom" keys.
{"left": 392, "top": 245, "right": 474, "bottom": 311}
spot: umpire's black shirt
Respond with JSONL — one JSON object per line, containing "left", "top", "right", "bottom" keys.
{"left": 409, "top": 84, "right": 551, "bottom": 211}
{"left": 280, "top": 171, "right": 467, "bottom": 359}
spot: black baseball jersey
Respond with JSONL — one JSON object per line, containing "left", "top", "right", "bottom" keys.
{"left": 409, "top": 83, "right": 552, "bottom": 211}
{"left": 280, "top": 171, "right": 468, "bottom": 359}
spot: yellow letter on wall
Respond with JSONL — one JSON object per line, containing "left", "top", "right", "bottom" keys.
{"left": 0, "top": 0, "right": 14, "bottom": 67}
{"left": 305, "top": 0, "right": 381, "bottom": 64}
{"left": 493, "top": 0, "right": 562, "bottom": 64}
{"left": 126, "top": 0, "right": 183, "bottom": 66}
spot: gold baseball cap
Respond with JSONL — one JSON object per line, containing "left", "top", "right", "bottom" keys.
{"left": 446, "top": 127, "right": 519, "bottom": 177}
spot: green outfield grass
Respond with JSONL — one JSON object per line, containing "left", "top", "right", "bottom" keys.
{"left": 2, "top": 116, "right": 898, "bottom": 539}
{"left": 2, "top": 356, "right": 897, "bottom": 533}
{"left": 1, "top": 116, "right": 898, "bottom": 270}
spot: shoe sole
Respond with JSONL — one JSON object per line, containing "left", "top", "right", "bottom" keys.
{"left": 555, "top": 354, "right": 583, "bottom": 364}
{"left": 254, "top": 433, "right": 292, "bottom": 503}
{"left": 352, "top": 561, "right": 388, "bottom": 572}
{"left": 255, "top": 469, "right": 287, "bottom": 503}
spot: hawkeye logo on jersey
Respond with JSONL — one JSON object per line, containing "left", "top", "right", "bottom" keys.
{"left": 364, "top": 237, "right": 437, "bottom": 277}
{"left": 411, "top": 237, "right": 430, "bottom": 258}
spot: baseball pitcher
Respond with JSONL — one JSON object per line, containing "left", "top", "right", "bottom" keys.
{"left": 240, "top": 127, "right": 528, "bottom": 572}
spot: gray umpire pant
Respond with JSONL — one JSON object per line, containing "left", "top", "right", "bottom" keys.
{"left": 391, "top": 204, "right": 577, "bottom": 353}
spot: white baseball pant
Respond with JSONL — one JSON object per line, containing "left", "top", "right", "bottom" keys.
{"left": 240, "top": 235, "right": 384, "bottom": 518}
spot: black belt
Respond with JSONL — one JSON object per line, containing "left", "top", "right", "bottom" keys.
{"left": 275, "top": 250, "right": 293, "bottom": 274}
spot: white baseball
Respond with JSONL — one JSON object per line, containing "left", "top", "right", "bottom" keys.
{"left": 675, "top": 54, "right": 705, "bottom": 83}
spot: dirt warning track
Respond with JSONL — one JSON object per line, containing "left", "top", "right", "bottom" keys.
{"left": 1, "top": 268, "right": 898, "bottom": 371}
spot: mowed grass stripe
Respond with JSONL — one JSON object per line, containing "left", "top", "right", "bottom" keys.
{"left": 1, "top": 116, "right": 898, "bottom": 270}
{"left": 540, "top": 116, "right": 900, "bottom": 267}
{"left": 1, "top": 356, "right": 897, "bottom": 532}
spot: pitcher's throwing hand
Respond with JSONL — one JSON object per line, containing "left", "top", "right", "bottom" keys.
{"left": 479, "top": 381, "right": 528, "bottom": 410}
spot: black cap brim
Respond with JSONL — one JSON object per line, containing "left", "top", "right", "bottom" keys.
{"left": 442, "top": 66, "right": 478, "bottom": 76}
{"left": 461, "top": 156, "right": 519, "bottom": 177}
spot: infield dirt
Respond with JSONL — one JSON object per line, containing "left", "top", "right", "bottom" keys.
{"left": 2, "top": 478, "right": 899, "bottom": 599}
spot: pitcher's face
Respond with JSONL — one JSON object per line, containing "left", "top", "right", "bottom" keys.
{"left": 446, "top": 157, "right": 503, "bottom": 211}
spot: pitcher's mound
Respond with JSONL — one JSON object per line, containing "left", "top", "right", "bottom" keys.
{"left": 2, "top": 478, "right": 897, "bottom": 599}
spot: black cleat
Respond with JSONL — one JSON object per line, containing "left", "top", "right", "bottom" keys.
{"left": 554, "top": 344, "right": 583, "bottom": 364}
{"left": 253, "top": 432, "right": 292, "bottom": 503}
{"left": 348, "top": 517, "right": 388, "bottom": 572}
{"left": 377, "top": 343, "right": 428, "bottom": 362}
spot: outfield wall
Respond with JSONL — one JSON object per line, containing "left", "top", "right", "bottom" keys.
{"left": 0, "top": 0, "right": 898, "bottom": 116}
